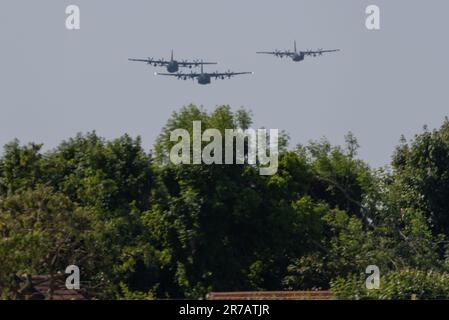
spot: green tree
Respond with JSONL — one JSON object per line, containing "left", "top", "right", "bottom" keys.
{"left": 392, "top": 119, "right": 449, "bottom": 236}
{"left": 0, "top": 186, "right": 108, "bottom": 298}
{"left": 0, "top": 140, "right": 43, "bottom": 194}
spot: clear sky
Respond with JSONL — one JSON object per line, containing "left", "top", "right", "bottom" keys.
{"left": 1, "top": 0, "right": 448, "bottom": 168}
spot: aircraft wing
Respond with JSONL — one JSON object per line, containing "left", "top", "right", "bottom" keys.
{"left": 256, "top": 51, "right": 293, "bottom": 58}
{"left": 154, "top": 72, "right": 199, "bottom": 79}
{"left": 211, "top": 71, "right": 254, "bottom": 79}
{"left": 128, "top": 58, "right": 170, "bottom": 66}
{"left": 304, "top": 49, "right": 340, "bottom": 56}
{"left": 177, "top": 61, "right": 217, "bottom": 67}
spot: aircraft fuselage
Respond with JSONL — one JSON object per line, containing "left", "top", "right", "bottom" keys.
{"left": 197, "top": 74, "right": 211, "bottom": 85}
{"left": 167, "top": 61, "right": 179, "bottom": 73}
{"left": 292, "top": 52, "right": 305, "bottom": 62}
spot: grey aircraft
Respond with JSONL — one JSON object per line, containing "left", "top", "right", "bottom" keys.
{"left": 257, "top": 41, "right": 340, "bottom": 62}
{"left": 154, "top": 64, "right": 253, "bottom": 85}
{"left": 128, "top": 50, "right": 217, "bottom": 73}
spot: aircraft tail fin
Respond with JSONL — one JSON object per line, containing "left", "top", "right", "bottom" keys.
{"left": 294, "top": 40, "right": 297, "bottom": 53}
{"left": 171, "top": 50, "right": 174, "bottom": 61}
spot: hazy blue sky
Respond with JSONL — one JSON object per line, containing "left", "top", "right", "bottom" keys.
{"left": 1, "top": 0, "right": 448, "bottom": 168}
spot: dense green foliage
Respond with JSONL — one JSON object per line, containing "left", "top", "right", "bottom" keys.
{"left": 1, "top": 105, "right": 449, "bottom": 299}
{"left": 332, "top": 269, "right": 449, "bottom": 300}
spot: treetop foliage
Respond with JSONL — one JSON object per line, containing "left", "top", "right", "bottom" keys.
{"left": 1, "top": 105, "right": 449, "bottom": 299}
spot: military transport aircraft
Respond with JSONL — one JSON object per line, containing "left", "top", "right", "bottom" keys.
{"left": 154, "top": 64, "right": 253, "bottom": 85}
{"left": 257, "top": 41, "right": 340, "bottom": 62}
{"left": 128, "top": 50, "right": 217, "bottom": 73}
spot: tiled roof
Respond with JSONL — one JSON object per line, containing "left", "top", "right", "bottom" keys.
{"left": 206, "top": 291, "right": 333, "bottom": 300}
{"left": 17, "top": 275, "right": 88, "bottom": 300}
